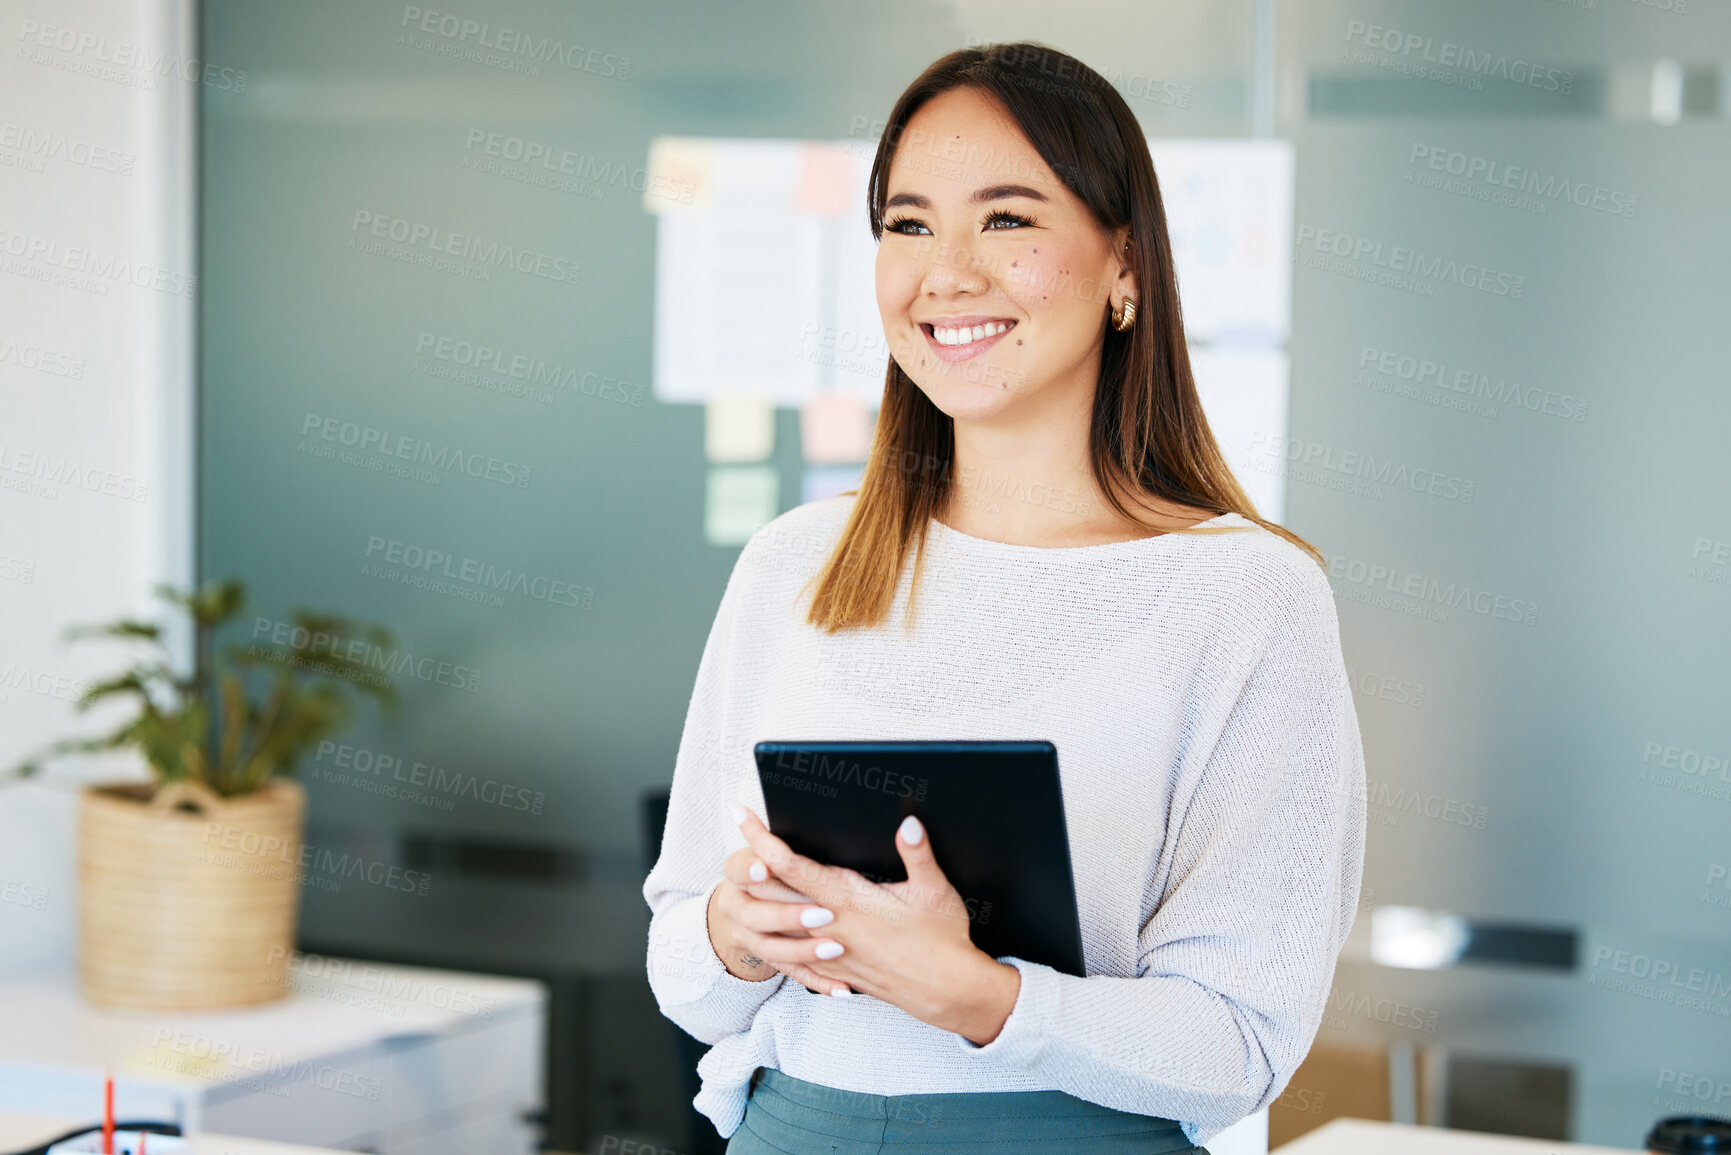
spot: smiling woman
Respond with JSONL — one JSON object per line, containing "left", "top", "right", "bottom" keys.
{"left": 793, "top": 45, "right": 1327, "bottom": 636}
{"left": 642, "top": 39, "right": 1366, "bottom": 1155}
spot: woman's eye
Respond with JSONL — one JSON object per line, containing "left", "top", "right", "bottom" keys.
{"left": 883, "top": 212, "right": 1033, "bottom": 235}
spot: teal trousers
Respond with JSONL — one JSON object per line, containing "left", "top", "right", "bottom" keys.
{"left": 725, "top": 1067, "right": 1211, "bottom": 1154}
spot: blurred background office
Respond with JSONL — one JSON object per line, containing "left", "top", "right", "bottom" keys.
{"left": 1, "top": 0, "right": 1728, "bottom": 1153}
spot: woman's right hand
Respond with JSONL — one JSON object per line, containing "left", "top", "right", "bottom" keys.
{"left": 706, "top": 844, "right": 833, "bottom": 989}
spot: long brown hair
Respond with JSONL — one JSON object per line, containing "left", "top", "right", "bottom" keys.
{"left": 803, "top": 41, "right": 1321, "bottom": 633}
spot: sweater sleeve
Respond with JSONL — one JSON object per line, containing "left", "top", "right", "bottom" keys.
{"left": 643, "top": 543, "right": 789, "bottom": 1044}
{"left": 952, "top": 560, "right": 1368, "bottom": 1147}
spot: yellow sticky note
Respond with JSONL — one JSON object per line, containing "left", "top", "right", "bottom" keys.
{"left": 706, "top": 467, "right": 780, "bottom": 545}
{"left": 120, "top": 1041, "right": 221, "bottom": 1079}
{"left": 799, "top": 393, "right": 872, "bottom": 464}
{"left": 644, "top": 136, "right": 715, "bottom": 214}
{"left": 793, "top": 143, "right": 856, "bottom": 217}
{"left": 706, "top": 394, "right": 775, "bottom": 463}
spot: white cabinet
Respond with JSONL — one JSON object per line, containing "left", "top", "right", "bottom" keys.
{"left": 0, "top": 960, "right": 545, "bottom": 1154}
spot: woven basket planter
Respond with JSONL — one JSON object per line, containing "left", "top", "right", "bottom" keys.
{"left": 77, "top": 777, "right": 306, "bottom": 1011}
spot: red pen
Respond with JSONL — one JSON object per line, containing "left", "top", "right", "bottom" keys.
{"left": 102, "top": 1070, "right": 114, "bottom": 1154}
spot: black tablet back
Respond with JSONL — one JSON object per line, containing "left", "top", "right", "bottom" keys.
{"left": 752, "top": 740, "right": 1086, "bottom": 977}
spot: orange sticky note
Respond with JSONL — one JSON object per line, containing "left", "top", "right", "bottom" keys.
{"left": 800, "top": 393, "right": 872, "bottom": 464}
{"left": 793, "top": 143, "right": 855, "bottom": 217}
{"left": 644, "top": 137, "right": 715, "bottom": 214}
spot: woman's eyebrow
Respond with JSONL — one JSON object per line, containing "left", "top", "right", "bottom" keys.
{"left": 883, "top": 183, "right": 1050, "bottom": 210}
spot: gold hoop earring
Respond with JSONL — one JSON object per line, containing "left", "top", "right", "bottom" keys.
{"left": 1110, "top": 296, "right": 1137, "bottom": 332}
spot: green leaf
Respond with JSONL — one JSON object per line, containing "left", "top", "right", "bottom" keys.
{"left": 20, "top": 575, "right": 395, "bottom": 798}
{"left": 63, "top": 619, "right": 165, "bottom": 643}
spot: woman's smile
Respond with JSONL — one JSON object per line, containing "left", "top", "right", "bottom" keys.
{"left": 918, "top": 316, "right": 1018, "bottom": 362}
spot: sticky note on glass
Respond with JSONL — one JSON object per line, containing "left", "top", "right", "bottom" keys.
{"left": 706, "top": 466, "right": 780, "bottom": 545}
{"left": 799, "top": 393, "right": 872, "bottom": 464}
{"left": 706, "top": 394, "right": 775, "bottom": 462}
{"left": 803, "top": 465, "right": 864, "bottom": 504}
{"left": 793, "top": 143, "right": 855, "bottom": 217}
{"left": 644, "top": 136, "right": 716, "bottom": 214}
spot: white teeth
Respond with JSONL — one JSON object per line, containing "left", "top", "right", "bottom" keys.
{"left": 931, "top": 321, "right": 1010, "bottom": 346}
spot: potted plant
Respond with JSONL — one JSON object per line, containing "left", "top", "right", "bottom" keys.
{"left": 7, "top": 578, "right": 397, "bottom": 1011}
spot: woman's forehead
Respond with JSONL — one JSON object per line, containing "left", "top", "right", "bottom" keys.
{"left": 887, "top": 93, "right": 1067, "bottom": 203}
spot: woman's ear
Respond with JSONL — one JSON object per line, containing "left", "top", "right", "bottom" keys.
{"left": 1113, "top": 228, "right": 1138, "bottom": 305}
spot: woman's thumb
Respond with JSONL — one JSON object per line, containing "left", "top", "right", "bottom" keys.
{"left": 894, "top": 815, "right": 944, "bottom": 887}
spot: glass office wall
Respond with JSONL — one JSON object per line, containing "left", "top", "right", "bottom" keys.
{"left": 199, "top": 0, "right": 1731, "bottom": 1148}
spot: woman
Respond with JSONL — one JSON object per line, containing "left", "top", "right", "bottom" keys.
{"left": 643, "top": 41, "right": 1366, "bottom": 1155}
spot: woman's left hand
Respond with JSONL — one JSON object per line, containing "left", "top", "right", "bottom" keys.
{"left": 729, "top": 803, "right": 1021, "bottom": 1045}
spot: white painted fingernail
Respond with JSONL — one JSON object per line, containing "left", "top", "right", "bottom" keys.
{"left": 800, "top": 906, "right": 834, "bottom": 928}
{"left": 830, "top": 985, "right": 853, "bottom": 998}
{"left": 728, "top": 801, "right": 747, "bottom": 825}
{"left": 899, "top": 815, "right": 924, "bottom": 845}
{"left": 748, "top": 862, "right": 767, "bottom": 883}
{"left": 814, "top": 940, "right": 844, "bottom": 960}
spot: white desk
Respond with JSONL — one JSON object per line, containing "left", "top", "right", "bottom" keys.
{"left": 1277, "top": 1119, "right": 1643, "bottom": 1154}
{"left": 0, "top": 960, "right": 545, "bottom": 1155}
{"left": 0, "top": 1111, "right": 352, "bottom": 1155}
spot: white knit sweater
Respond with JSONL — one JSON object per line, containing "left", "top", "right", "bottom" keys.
{"left": 642, "top": 494, "right": 1367, "bottom": 1147}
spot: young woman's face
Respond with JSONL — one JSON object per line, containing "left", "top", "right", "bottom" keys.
{"left": 876, "top": 86, "right": 1131, "bottom": 424}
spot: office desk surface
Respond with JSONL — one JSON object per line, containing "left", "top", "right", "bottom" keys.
{"left": 0, "top": 963, "right": 546, "bottom": 1154}
{"left": 0, "top": 962, "right": 540, "bottom": 1077}
{"left": 0, "top": 1111, "right": 349, "bottom": 1155}
{"left": 1277, "top": 1119, "right": 1642, "bottom": 1154}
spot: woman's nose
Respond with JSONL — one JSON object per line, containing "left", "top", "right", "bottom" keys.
{"left": 917, "top": 237, "right": 992, "bottom": 294}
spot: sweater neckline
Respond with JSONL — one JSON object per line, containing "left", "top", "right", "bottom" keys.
{"left": 927, "top": 511, "right": 1244, "bottom": 557}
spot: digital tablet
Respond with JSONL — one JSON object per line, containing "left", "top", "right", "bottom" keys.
{"left": 752, "top": 740, "right": 1086, "bottom": 977}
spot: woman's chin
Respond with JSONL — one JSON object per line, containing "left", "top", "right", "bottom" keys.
{"left": 912, "top": 376, "right": 1026, "bottom": 423}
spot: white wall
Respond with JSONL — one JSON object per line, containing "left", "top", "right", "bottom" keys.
{"left": 0, "top": 0, "right": 196, "bottom": 975}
